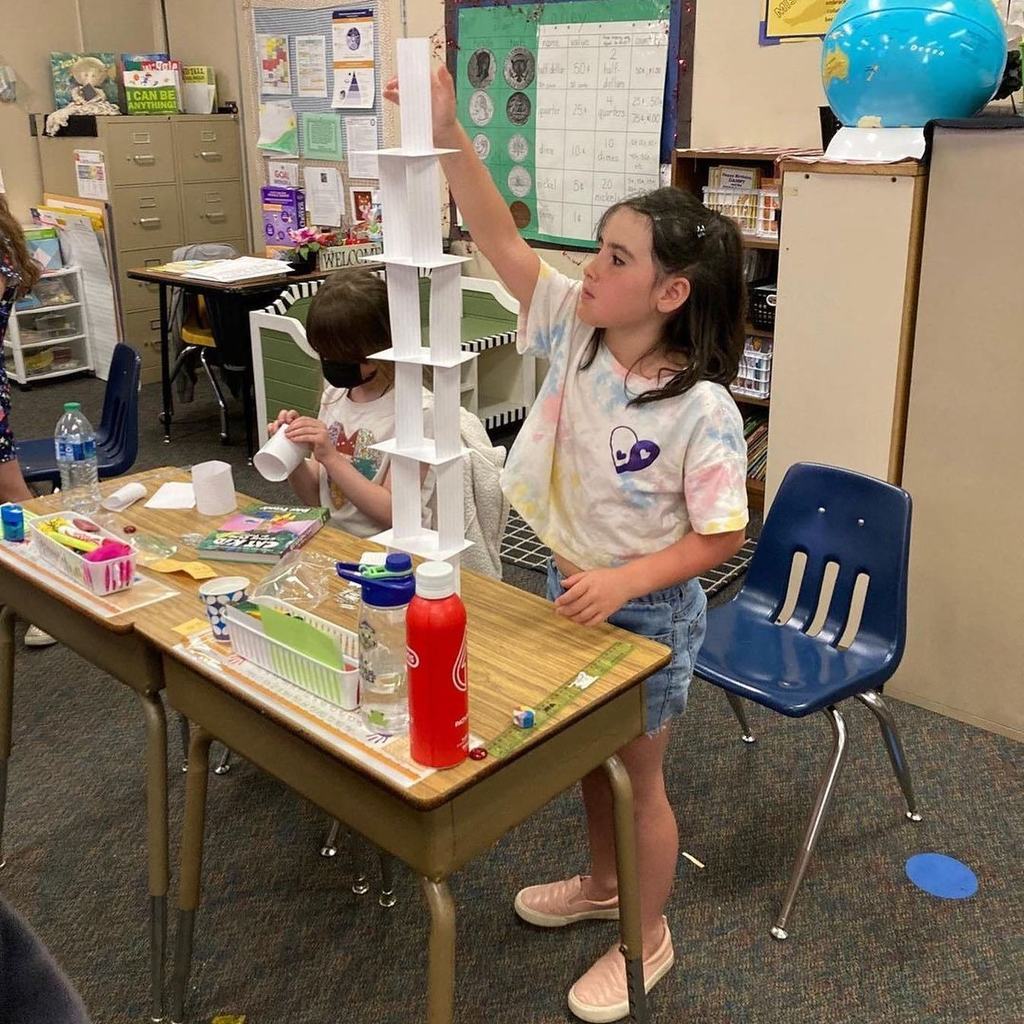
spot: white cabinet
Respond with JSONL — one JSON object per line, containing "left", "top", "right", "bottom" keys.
{"left": 3, "top": 266, "right": 94, "bottom": 386}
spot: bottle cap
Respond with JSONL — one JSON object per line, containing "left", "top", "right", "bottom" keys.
{"left": 63, "top": 402, "right": 81, "bottom": 412}
{"left": 415, "top": 561, "right": 456, "bottom": 599}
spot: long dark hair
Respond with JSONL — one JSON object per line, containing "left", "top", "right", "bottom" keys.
{"left": 305, "top": 269, "right": 394, "bottom": 390}
{"left": 0, "top": 195, "right": 41, "bottom": 296}
{"left": 583, "top": 187, "right": 745, "bottom": 407}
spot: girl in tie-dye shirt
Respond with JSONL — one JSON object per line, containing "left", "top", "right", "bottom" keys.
{"left": 386, "top": 69, "right": 747, "bottom": 1022}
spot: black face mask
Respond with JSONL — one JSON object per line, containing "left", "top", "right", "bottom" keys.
{"left": 320, "top": 359, "right": 376, "bottom": 390}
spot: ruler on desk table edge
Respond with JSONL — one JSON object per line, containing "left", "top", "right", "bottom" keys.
{"left": 485, "top": 641, "right": 635, "bottom": 760}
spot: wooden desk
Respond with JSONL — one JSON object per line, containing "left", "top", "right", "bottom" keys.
{"left": 0, "top": 468, "right": 265, "bottom": 1021}
{"left": 126, "top": 262, "right": 331, "bottom": 455}
{"left": 129, "top": 496, "right": 670, "bottom": 1023}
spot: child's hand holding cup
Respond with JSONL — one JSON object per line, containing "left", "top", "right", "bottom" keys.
{"left": 254, "top": 409, "right": 313, "bottom": 482}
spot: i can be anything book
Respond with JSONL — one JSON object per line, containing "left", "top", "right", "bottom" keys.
{"left": 197, "top": 504, "right": 329, "bottom": 563}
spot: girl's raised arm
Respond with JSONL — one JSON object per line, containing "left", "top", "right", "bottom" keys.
{"left": 384, "top": 66, "right": 539, "bottom": 311}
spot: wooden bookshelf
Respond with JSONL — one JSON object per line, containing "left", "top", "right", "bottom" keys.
{"left": 673, "top": 148, "right": 792, "bottom": 516}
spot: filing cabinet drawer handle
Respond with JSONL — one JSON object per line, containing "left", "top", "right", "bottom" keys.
{"left": 138, "top": 217, "right": 162, "bottom": 226}
{"left": 198, "top": 151, "right": 223, "bottom": 160}
{"left": 202, "top": 211, "right": 226, "bottom": 221}
{"left": 131, "top": 154, "right": 156, "bottom": 165}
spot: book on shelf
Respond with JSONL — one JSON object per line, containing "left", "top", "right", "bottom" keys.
{"left": 709, "top": 165, "right": 762, "bottom": 191}
{"left": 743, "top": 413, "right": 770, "bottom": 482}
{"left": 122, "top": 55, "right": 182, "bottom": 114}
{"left": 197, "top": 504, "right": 329, "bottom": 563}
{"left": 182, "top": 65, "right": 217, "bottom": 114}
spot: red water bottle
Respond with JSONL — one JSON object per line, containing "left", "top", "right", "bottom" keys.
{"left": 407, "top": 561, "right": 468, "bottom": 768}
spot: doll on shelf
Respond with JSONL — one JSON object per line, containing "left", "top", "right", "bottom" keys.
{"left": 45, "top": 55, "right": 121, "bottom": 136}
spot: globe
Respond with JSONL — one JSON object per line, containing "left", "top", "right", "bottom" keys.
{"left": 822, "top": 0, "right": 1008, "bottom": 128}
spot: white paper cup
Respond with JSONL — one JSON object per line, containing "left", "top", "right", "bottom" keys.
{"left": 192, "top": 460, "right": 237, "bottom": 516}
{"left": 253, "top": 427, "right": 312, "bottom": 482}
{"left": 198, "top": 575, "right": 250, "bottom": 642}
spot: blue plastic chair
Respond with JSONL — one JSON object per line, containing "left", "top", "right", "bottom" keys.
{"left": 17, "top": 344, "right": 141, "bottom": 489}
{"left": 695, "top": 462, "right": 921, "bottom": 939}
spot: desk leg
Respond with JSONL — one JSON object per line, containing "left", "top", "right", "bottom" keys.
{"left": 170, "top": 725, "right": 213, "bottom": 1024}
{"left": 138, "top": 692, "right": 169, "bottom": 1023}
{"left": 0, "top": 607, "right": 14, "bottom": 870}
{"left": 421, "top": 878, "right": 455, "bottom": 1024}
{"left": 159, "top": 283, "right": 172, "bottom": 444}
{"left": 604, "top": 755, "right": 649, "bottom": 1024}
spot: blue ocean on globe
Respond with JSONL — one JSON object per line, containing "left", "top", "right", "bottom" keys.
{"left": 823, "top": 0, "right": 1007, "bottom": 127}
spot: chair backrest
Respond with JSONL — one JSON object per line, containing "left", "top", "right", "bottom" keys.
{"left": 743, "top": 462, "right": 912, "bottom": 657}
{"left": 97, "top": 343, "right": 141, "bottom": 476}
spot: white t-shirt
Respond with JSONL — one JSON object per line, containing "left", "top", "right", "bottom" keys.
{"left": 314, "top": 385, "right": 434, "bottom": 538}
{"left": 500, "top": 262, "right": 749, "bottom": 570}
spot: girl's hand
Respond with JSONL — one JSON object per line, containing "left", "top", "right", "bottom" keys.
{"left": 554, "top": 569, "right": 635, "bottom": 626}
{"left": 284, "top": 416, "right": 334, "bottom": 463}
{"left": 268, "top": 408, "right": 299, "bottom": 436}
{"left": 383, "top": 65, "right": 457, "bottom": 142}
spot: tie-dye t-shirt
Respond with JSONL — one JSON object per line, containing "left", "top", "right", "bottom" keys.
{"left": 501, "top": 262, "right": 748, "bottom": 570}
{"left": 315, "top": 385, "right": 433, "bottom": 538}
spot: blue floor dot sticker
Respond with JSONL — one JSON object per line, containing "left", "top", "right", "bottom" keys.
{"left": 905, "top": 853, "right": 978, "bottom": 899}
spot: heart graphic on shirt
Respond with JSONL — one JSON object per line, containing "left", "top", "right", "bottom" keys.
{"left": 609, "top": 426, "right": 661, "bottom": 475}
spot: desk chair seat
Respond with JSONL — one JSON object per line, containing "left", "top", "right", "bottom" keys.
{"left": 695, "top": 462, "right": 921, "bottom": 940}
{"left": 17, "top": 344, "right": 141, "bottom": 490}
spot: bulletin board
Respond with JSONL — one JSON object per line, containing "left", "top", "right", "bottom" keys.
{"left": 446, "top": 0, "right": 681, "bottom": 250}
{"left": 237, "top": 0, "right": 395, "bottom": 235}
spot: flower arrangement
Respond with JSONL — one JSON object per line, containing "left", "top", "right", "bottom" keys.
{"left": 282, "top": 227, "right": 337, "bottom": 266}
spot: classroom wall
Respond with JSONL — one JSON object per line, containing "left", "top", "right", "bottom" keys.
{"left": 690, "top": 0, "right": 825, "bottom": 151}
{"left": 0, "top": 0, "right": 165, "bottom": 221}
{"left": 163, "top": 0, "right": 243, "bottom": 109}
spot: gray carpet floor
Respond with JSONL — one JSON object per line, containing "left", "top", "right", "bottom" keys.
{"left": 1, "top": 376, "right": 1021, "bottom": 1024}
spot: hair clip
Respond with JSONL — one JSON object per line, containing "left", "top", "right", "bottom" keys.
{"left": 696, "top": 223, "right": 707, "bottom": 239}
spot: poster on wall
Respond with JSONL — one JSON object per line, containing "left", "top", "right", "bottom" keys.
{"left": 455, "top": 0, "right": 669, "bottom": 248}
{"left": 296, "top": 34, "right": 328, "bottom": 97}
{"left": 258, "top": 33, "right": 292, "bottom": 95}
{"left": 331, "top": 7, "right": 375, "bottom": 109}
{"left": 763, "top": 0, "right": 844, "bottom": 40}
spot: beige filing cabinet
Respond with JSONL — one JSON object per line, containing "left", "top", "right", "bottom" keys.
{"left": 890, "top": 125, "right": 1023, "bottom": 742}
{"left": 35, "top": 114, "right": 247, "bottom": 384}
{"left": 765, "top": 160, "right": 926, "bottom": 506}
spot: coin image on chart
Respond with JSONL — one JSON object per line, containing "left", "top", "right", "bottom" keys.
{"left": 507, "top": 165, "right": 532, "bottom": 198}
{"left": 467, "top": 48, "right": 495, "bottom": 89}
{"left": 504, "top": 46, "right": 536, "bottom": 89}
{"left": 505, "top": 91, "right": 531, "bottom": 126}
{"left": 507, "top": 133, "right": 529, "bottom": 163}
{"left": 472, "top": 133, "right": 491, "bottom": 160}
{"left": 509, "top": 200, "right": 531, "bottom": 229}
{"left": 469, "top": 90, "right": 495, "bottom": 126}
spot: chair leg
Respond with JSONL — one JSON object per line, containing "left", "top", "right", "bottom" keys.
{"left": 856, "top": 691, "right": 922, "bottom": 823}
{"left": 320, "top": 818, "right": 341, "bottom": 858}
{"left": 349, "top": 829, "right": 370, "bottom": 895}
{"left": 378, "top": 850, "right": 397, "bottom": 908}
{"left": 199, "top": 349, "right": 230, "bottom": 445}
{"left": 725, "top": 692, "right": 756, "bottom": 744}
{"left": 771, "top": 705, "right": 848, "bottom": 941}
{"left": 213, "top": 746, "right": 232, "bottom": 776}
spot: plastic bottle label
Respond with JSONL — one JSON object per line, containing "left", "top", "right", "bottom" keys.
{"left": 55, "top": 438, "right": 96, "bottom": 461}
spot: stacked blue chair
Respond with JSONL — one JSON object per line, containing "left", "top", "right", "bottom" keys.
{"left": 16, "top": 344, "right": 141, "bottom": 489}
{"left": 695, "top": 462, "right": 921, "bottom": 939}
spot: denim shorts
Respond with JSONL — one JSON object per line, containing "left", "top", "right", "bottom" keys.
{"left": 546, "top": 560, "right": 707, "bottom": 734}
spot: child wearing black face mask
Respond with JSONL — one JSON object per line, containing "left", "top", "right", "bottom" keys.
{"left": 268, "top": 271, "right": 433, "bottom": 537}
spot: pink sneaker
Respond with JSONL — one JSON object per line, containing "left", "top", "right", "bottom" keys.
{"left": 567, "top": 917, "right": 674, "bottom": 1023}
{"left": 514, "top": 875, "right": 620, "bottom": 928}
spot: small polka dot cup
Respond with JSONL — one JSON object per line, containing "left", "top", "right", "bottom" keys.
{"left": 198, "top": 576, "right": 250, "bottom": 643}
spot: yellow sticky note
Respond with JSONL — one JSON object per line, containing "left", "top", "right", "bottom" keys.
{"left": 148, "top": 558, "right": 217, "bottom": 580}
{"left": 174, "top": 618, "right": 211, "bottom": 638}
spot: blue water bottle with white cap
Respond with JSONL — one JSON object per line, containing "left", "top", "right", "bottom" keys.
{"left": 337, "top": 553, "right": 416, "bottom": 735}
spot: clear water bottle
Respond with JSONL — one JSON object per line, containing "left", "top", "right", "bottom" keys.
{"left": 54, "top": 401, "right": 101, "bottom": 514}
{"left": 337, "top": 553, "right": 416, "bottom": 735}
